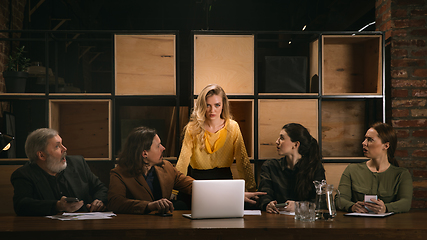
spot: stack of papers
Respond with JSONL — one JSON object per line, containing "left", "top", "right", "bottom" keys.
{"left": 46, "top": 212, "right": 116, "bottom": 221}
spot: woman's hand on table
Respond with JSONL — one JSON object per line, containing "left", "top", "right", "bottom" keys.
{"left": 365, "top": 198, "right": 386, "bottom": 214}
{"left": 351, "top": 201, "right": 369, "bottom": 213}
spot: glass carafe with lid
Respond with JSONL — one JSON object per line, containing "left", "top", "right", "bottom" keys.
{"left": 313, "top": 180, "right": 340, "bottom": 221}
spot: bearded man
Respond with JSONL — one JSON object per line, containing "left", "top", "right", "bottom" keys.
{"left": 11, "top": 128, "right": 108, "bottom": 216}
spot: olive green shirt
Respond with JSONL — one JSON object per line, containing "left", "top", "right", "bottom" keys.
{"left": 336, "top": 162, "right": 413, "bottom": 213}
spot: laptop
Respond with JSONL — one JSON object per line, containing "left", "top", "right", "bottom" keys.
{"left": 182, "top": 179, "right": 245, "bottom": 219}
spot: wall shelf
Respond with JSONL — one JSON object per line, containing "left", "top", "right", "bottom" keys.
{"left": 0, "top": 30, "right": 384, "bottom": 186}
{"left": 191, "top": 31, "right": 384, "bottom": 167}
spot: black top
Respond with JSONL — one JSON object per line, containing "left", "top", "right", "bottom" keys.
{"left": 258, "top": 157, "right": 325, "bottom": 211}
{"left": 39, "top": 165, "right": 72, "bottom": 200}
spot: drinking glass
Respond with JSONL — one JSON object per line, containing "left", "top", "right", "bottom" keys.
{"left": 299, "top": 201, "right": 316, "bottom": 222}
{"left": 294, "top": 201, "right": 301, "bottom": 220}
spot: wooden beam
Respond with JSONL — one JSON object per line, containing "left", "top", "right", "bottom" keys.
{"left": 79, "top": 46, "right": 93, "bottom": 59}
{"left": 66, "top": 34, "right": 81, "bottom": 48}
{"left": 29, "top": 0, "right": 46, "bottom": 22}
{"left": 51, "top": 19, "right": 70, "bottom": 31}
{"left": 89, "top": 52, "right": 102, "bottom": 64}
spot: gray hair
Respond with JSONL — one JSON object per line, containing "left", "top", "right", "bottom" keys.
{"left": 25, "top": 128, "right": 58, "bottom": 163}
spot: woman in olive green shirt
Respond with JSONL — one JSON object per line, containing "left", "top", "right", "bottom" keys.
{"left": 337, "top": 122, "right": 413, "bottom": 213}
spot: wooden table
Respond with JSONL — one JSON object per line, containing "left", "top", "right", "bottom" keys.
{"left": 1, "top": 210, "right": 426, "bottom": 240}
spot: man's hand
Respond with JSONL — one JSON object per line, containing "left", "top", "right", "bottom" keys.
{"left": 147, "top": 198, "right": 174, "bottom": 214}
{"left": 56, "top": 196, "right": 84, "bottom": 213}
{"left": 244, "top": 191, "right": 267, "bottom": 205}
{"left": 86, "top": 199, "right": 106, "bottom": 212}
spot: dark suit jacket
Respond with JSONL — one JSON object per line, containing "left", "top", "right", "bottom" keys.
{"left": 10, "top": 155, "right": 108, "bottom": 216}
{"left": 108, "top": 160, "right": 193, "bottom": 214}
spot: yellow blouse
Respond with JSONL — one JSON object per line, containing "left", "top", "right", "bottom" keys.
{"left": 204, "top": 127, "right": 227, "bottom": 154}
{"left": 176, "top": 119, "right": 256, "bottom": 191}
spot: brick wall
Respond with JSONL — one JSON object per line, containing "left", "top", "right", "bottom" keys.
{"left": 376, "top": 0, "right": 427, "bottom": 209}
{"left": 0, "top": 0, "right": 27, "bottom": 93}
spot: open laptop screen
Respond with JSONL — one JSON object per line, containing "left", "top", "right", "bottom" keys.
{"left": 183, "top": 179, "right": 245, "bottom": 219}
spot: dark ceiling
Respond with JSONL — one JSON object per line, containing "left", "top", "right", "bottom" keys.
{"left": 25, "top": 0, "right": 376, "bottom": 32}
{"left": 13, "top": 0, "right": 377, "bottom": 102}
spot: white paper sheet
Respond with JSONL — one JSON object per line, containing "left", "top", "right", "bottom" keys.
{"left": 244, "top": 210, "right": 262, "bottom": 215}
{"left": 46, "top": 212, "right": 117, "bottom": 221}
{"left": 279, "top": 211, "right": 295, "bottom": 215}
{"left": 344, "top": 212, "right": 394, "bottom": 218}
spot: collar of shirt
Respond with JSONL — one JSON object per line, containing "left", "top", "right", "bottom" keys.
{"left": 280, "top": 157, "right": 301, "bottom": 173}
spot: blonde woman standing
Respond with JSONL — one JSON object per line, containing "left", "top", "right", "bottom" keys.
{"left": 176, "top": 84, "right": 256, "bottom": 192}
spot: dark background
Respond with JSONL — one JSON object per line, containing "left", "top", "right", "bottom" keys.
{"left": 16, "top": 0, "right": 377, "bottom": 102}
{"left": 25, "top": 0, "right": 376, "bottom": 32}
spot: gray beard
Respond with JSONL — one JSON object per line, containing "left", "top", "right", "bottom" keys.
{"left": 46, "top": 154, "right": 67, "bottom": 173}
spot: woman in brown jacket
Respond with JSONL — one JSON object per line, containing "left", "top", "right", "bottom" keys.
{"left": 107, "top": 126, "right": 194, "bottom": 214}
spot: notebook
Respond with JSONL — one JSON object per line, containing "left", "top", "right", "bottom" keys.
{"left": 182, "top": 179, "right": 245, "bottom": 219}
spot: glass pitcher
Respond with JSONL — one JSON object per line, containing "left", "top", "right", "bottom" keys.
{"left": 313, "top": 180, "right": 340, "bottom": 221}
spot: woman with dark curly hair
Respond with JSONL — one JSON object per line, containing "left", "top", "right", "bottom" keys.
{"left": 258, "top": 123, "right": 325, "bottom": 213}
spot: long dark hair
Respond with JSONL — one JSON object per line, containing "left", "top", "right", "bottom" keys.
{"left": 118, "top": 126, "right": 157, "bottom": 177}
{"left": 283, "top": 123, "right": 323, "bottom": 200}
{"left": 371, "top": 122, "right": 399, "bottom": 167}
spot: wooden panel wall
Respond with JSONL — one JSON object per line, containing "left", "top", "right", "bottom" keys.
{"left": 364, "top": 37, "right": 382, "bottom": 93}
{"left": 229, "top": 100, "right": 254, "bottom": 158}
{"left": 322, "top": 101, "right": 365, "bottom": 157}
{"left": 115, "top": 35, "right": 176, "bottom": 95}
{"left": 0, "top": 165, "right": 20, "bottom": 215}
{"left": 194, "top": 35, "right": 254, "bottom": 95}
{"left": 258, "top": 99, "right": 318, "bottom": 159}
{"left": 50, "top": 100, "right": 111, "bottom": 160}
{"left": 322, "top": 35, "right": 382, "bottom": 95}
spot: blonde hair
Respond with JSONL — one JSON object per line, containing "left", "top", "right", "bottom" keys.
{"left": 184, "top": 84, "right": 232, "bottom": 150}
